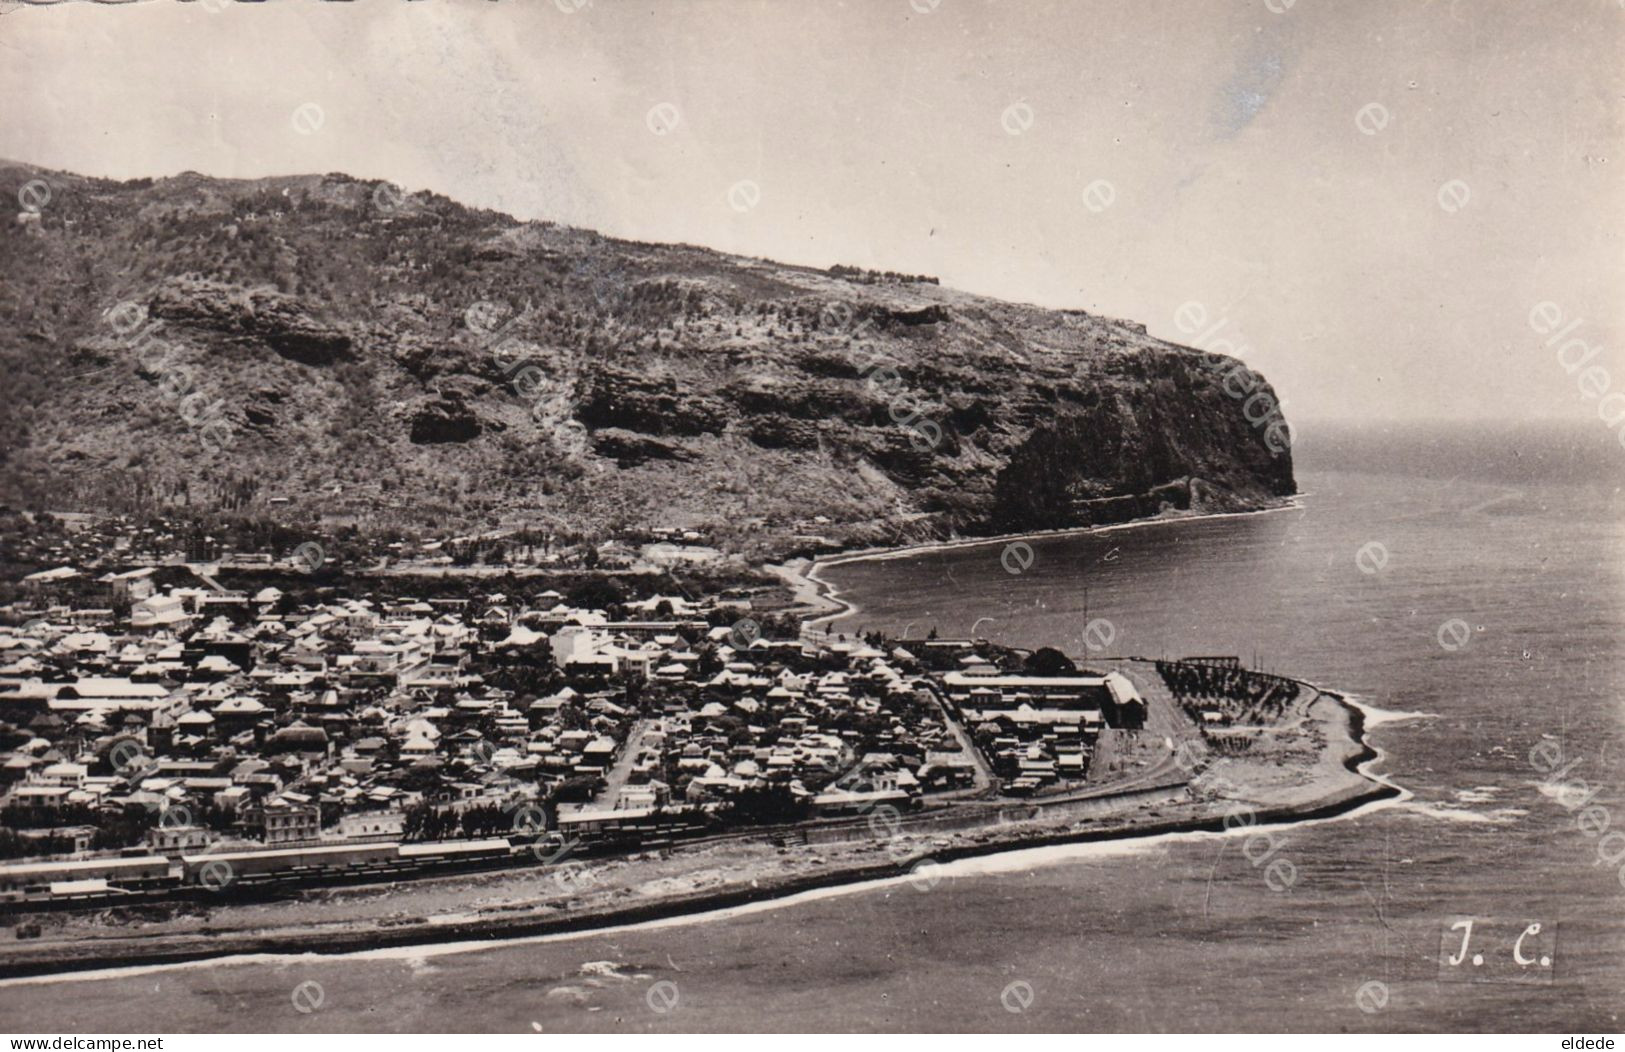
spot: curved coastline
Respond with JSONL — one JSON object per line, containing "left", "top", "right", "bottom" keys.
{"left": 792, "top": 497, "right": 1304, "bottom": 631}
{"left": 1, "top": 496, "right": 1409, "bottom": 985}
{"left": 0, "top": 680, "right": 1399, "bottom": 984}
{"left": 0, "top": 781, "right": 1399, "bottom": 985}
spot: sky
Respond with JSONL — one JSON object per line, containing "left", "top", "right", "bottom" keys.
{"left": 2, "top": 0, "right": 1622, "bottom": 429}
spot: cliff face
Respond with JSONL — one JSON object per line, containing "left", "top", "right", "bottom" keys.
{"left": 0, "top": 163, "right": 1294, "bottom": 556}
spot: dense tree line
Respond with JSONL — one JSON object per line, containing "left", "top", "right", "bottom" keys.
{"left": 724, "top": 784, "right": 811, "bottom": 826}
{"left": 402, "top": 801, "right": 514, "bottom": 841}
{"left": 826, "top": 264, "right": 940, "bottom": 286}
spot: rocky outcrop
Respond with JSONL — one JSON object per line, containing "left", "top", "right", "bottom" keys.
{"left": 408, "top": 397, "right": 482, "bottom": 444}
{"left": 576, "top": 368, "right": 731, "bottom": 436}
{"left": 146, "top": 278, "right": 351, "bottom": 365}
{"left": 590, "top": 428, "right": 696, "bottom": 467}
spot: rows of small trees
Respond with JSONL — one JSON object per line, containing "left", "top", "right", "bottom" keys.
{"left": 826, "top": 264, "right": 940, "bottom": 286}
{"left": 1205, "top": 733, "right": 1260, "bottom": 757}
{"left": 1156, "top": 660, "right": 1300, "bottom": 727}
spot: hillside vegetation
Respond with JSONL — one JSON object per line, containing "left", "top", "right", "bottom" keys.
{"left": 0, "top": 162, "right": 1295, "bottom": 558}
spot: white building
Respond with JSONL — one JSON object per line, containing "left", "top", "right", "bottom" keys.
{"left": 131, "top": 593, "right": 192, "bottom": 631}
{"left": 551, "top": 625, "right": 617, "bottom": 673}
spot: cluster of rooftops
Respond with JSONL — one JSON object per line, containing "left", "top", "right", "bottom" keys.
{"left": 1, "top": 551, "right": 1147, "bottom": 870}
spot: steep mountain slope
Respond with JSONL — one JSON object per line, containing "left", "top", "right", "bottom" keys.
{"left": 0, "top": 162, "right": 1295, "bottom": 557}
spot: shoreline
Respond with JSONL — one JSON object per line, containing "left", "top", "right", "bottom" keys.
{"left": 0, "top": 679, "right": 1397, "bottom": 984}
{"left": 2, "top": 494, "right": 1408, "bottom": 986}
{"left": 785, "top": 496, "right": 1304, "bottom": 631}
{"left": 0, "top": 784, "right": 1398, "bottom": 985}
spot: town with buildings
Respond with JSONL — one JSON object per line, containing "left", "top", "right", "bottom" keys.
{"left": 0, "top": 511, "right": 1292, "bottom": 916}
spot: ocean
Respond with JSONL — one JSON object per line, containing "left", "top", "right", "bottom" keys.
{"left": 3, "top": 420, "right": 1622, "bottom": 1032}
